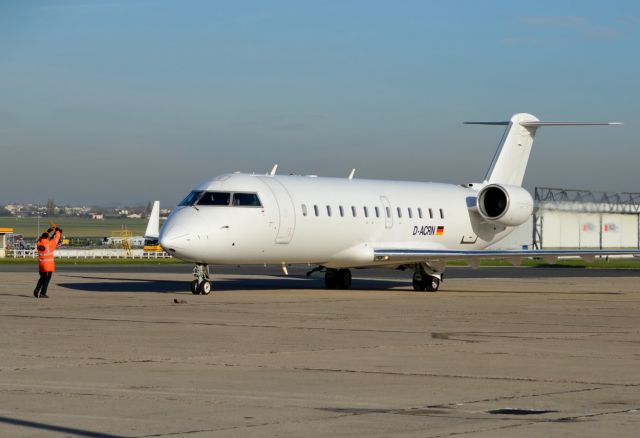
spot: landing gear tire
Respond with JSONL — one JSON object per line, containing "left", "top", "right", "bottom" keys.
{"left": 412, "top": 273, "right": 426, "bottom": 292}
{"left": 198, "top": 281, "right": 212, "bottom": 295}
{"left": 325, "top": 269, "right": 338, "bottom": 289}
{"left": 192, "top": 264, "right": 212, "bottom": 295}
{"left": 412, "top": 272, "right": 440, "bottom": 292}
{"left": 425, "top": 276, "right": 440, "bottom": 292}
{"left": 338, "top": 269, "right": 352, "bottom": 289}
{"left": 324, "top": 269, "right": 352, "bottom": 289}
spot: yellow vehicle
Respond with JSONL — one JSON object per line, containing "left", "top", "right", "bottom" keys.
{"left": 143, "top": 238, "right": 162, "bottom": 252}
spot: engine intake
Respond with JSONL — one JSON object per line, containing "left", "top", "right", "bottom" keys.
{"left": 477, "top": 184, "right": 533, "bottom": 227}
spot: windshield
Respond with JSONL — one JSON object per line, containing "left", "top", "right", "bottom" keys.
{"left": 232, "top": 193, "right": 262, "bottom": 207}
{"left": 178, "top": 191, "right": 203, "bottom": 206}
{"left": 197, "top": 192, "right": 231, "bottom": 206}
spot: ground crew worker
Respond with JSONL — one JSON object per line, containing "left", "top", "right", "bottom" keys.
{"left": 34, "top": 226, "right": 62, "bottom": 298}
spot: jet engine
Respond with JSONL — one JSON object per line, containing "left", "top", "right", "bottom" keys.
{"left": 476, "top": 184, "right": 533, "bottom": 227}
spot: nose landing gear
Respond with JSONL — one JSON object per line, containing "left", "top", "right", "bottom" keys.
{"left": 191, "top": 264, "right": 212, "bottom": 295}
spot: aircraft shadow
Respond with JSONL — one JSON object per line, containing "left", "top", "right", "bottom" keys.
{"left": 0, "top": 415, "right": 125, "bottom": 438}
{"left": 56, "top": 275, "right": 409, "bottom": 293}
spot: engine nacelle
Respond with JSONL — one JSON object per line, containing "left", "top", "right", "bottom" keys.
{"left": 477, "top": 184, "right": 533, "bottom": 227}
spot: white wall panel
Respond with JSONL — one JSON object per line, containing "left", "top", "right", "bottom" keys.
{"left": 541, "top": 210, "right": 639, "bottom": 249}
{"left": 619, "top": 215, "right": 638, "bottom": 248}
{"left": 541, "top": 211, "right": 562, "bottom": 248}
{"left": 602, "top": 214, "right": 622, "bottom": 247}
{"left": 578, "top": 214, "right": 600, "bottom": 248}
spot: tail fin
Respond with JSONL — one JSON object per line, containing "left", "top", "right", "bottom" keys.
{"left": 465, "top": 113, "right": 621, "bottom": 187}
{"left": 144, "top": 200, "right": 160, "bottom": 239}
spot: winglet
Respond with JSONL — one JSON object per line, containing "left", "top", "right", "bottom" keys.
{"left": 269, "top": 164, "right": 278, "bottom": 176}
{"left": 144, "top": 201, "right": 160, "bottom": 239}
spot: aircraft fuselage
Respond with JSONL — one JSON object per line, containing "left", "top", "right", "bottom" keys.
{"left": 160, "top": 173, "right": 512, "bottom": 268}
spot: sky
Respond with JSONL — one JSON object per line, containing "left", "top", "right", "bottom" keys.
{"left": 1, "top": 0, "right": 639, "bottom": 206}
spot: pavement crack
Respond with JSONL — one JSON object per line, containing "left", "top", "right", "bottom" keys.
{"left": 290, "top": 366, "right": 639, "bottom": 387}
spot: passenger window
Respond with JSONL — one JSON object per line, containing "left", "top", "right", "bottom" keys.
{"left": 314, "top": 205, "right": 319, "bottom": 216}
{"left": 397, "top": 207, "right": 402, "bottom": 218}
{"left": 197, "top": 191, "right": 231, "bottom": 206}
{"left": 327, "top": 205, "right": 332, "bottom": 217}
{"left": 385, "top": 207, "right": 391, "bottom": 218}
{"left": 418, "top": 208, "right": 423, "bottom": 219}
{"left": 232, "top": 193, "right": 262, "bottom": 207}
{"left": 302, "top": 204, "right": 308, "bottom": 216}
{"left": 363, "top": 206, "right": 369, "bottom": 218}
{"left": 351, "top": 206, "right": 357, "bottom": 217}
{"left": 429, "top": 208, "right": 433, "bottom": 219}
{"left": 339, "top": 206, "right": 344, "bottom": 217}
{"left": 178, "top": 190, "right": 203, "bottom": 206}
{"left": 375, "top": 206, "right": 380, "bottom": 218}
{"left": 408, "top": 208, "right": 413, "bottom": 219}
{"left": 440, "top": 208, "right": 444, "bottom": 219}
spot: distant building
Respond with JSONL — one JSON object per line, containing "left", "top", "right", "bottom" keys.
{"left": 91, "top": 213, "right": 104, "bottom": 220}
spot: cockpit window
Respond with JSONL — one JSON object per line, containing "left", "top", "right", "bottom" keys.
{"left": 232, "top": 193, "right": 262, "bottom": 207}
{"left": 179, "top": 190, "right": 261, "bottom": 207}
{"left": 197, "top": 192, "right": 231, "bottom": 206}
{"left": 178, "top": 191, "right": 203, "bottom": 206}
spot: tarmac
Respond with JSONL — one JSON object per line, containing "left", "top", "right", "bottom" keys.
{"left": 0, "top": 265, "right": 639, "bottom": 437}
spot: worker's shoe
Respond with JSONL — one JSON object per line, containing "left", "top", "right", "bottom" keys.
{"left": 39, "top": 294, "right": 49, "bottom": 298}
{"left": 33, "top": 290, "right": 40, "bottom": 298}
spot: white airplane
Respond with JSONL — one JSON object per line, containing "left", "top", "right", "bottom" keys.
{"left": 147, "top": 113, "right": 639, "bottom": 295}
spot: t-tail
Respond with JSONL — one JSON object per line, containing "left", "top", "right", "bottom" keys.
{"left": 465, "top": 113, "right": 622, "bottom": 187}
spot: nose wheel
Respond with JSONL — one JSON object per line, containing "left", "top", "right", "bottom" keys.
{"left": 192, "top": 264, "right": 212, "bottom": 295}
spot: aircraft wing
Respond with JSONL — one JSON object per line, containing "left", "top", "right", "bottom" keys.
{"left": 373, "top": 248, "right": 640, "bottom": 266}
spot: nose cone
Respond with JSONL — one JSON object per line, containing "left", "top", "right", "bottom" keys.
{"left": 159, "top": 220, "right": 191, "bottom": 254}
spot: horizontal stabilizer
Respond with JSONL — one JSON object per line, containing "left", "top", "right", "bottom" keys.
{"left": 465, "top": 120, "right": 622, "bottom": 127}
{"left": 464, "top": 121, "right": 510, "bottom": 126}
{"left": 520, "top": 121, "right": 622, "bottom": 127}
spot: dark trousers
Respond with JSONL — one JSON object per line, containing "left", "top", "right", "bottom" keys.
{"left": 34, "top": 271, "right": 53, "bottom": 296}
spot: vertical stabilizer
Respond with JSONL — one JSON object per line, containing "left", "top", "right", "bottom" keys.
{"left": 482, "top": 113, "right": 539, "bottom": 187}
{"left": 144, "top": 201, "right": 160, "bottom": 239}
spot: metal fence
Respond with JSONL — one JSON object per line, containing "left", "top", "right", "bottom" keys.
{"left": 7, "top": 249, "right": 172, "bottom": 259}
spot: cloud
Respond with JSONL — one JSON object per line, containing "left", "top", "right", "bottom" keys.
{"left": 584, "top": 26, "right": 624, "bottom": 40}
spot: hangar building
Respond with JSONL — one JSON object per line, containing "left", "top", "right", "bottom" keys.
{"left": 533, "top": 187, "right": 640, "bottom": 249}
{"left": 490, "top": 187, "right": 640, "bottom": 250}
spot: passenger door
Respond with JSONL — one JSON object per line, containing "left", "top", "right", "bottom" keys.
{"left": 258, "top": 177, "right": 296, "bottom": 243}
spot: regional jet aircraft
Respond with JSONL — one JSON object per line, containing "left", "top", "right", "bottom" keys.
{"left": 147, "top": 113, "right": 639, "bottom": 294}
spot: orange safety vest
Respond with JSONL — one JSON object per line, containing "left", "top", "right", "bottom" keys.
{"left": 37, "top": 230, "right": 61, "bottom": 272}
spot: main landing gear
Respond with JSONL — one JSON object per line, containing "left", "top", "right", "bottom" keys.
{"left": 324, "top": 268, "right": 352, "bottom": 289}
{"left": 412, "top": 263, "right": 441, "bottom": 292}
{"left": 191, "top": 264, "right": 212, "bottom": 295}
{"left": 306, "top": 266, "right": 353, "bottom": 289}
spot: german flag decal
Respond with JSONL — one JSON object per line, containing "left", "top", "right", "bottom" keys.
{"left": 436, "top": 226, "right": 445, "bottom": 236}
